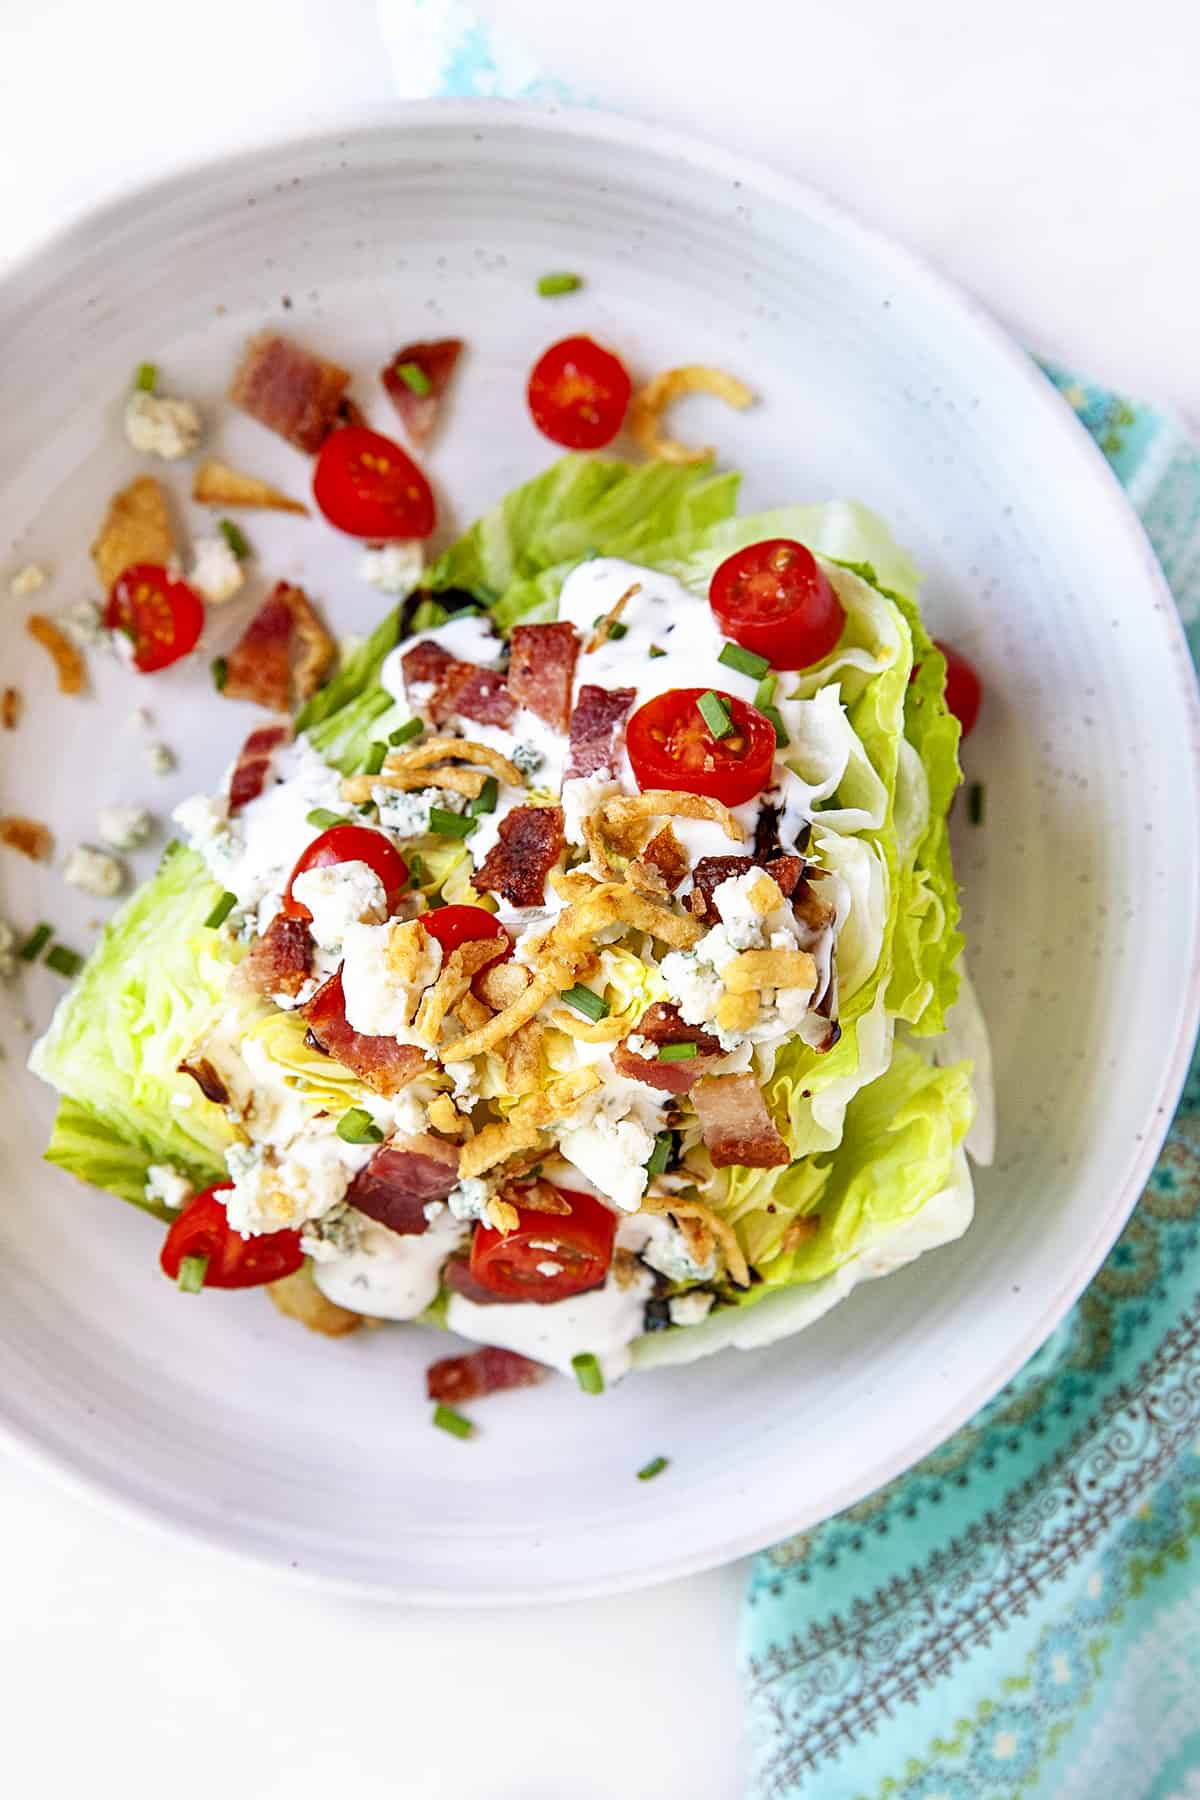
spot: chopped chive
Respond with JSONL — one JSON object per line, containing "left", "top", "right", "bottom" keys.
{"left": 45, "top": 944, "right": 83, "bottom": 979}
{"left": 967, "top": 781, "right": 986, "bottom": 825}
{"left": 571, "top": 1351, "right": 605, "bottom": 1395}
{"left": 306, "top": 807, "right": 350, "bottom": 831}
{"left": 593, "top": 612, "right": 628, "bottom": 641}
{"left": 467, "top": 775, "right": 498, "bottom": 818}
{"left": 211, "top": 655, "right": 228, "bottom": 692}
{"left": 394, "top": 360, "right": 432, "bottom": 396}
{"left": 203, "top": 891, "right": 237, "bottom": 930}
{"left": 648, "top": 645, "right": 666, "bottom": 659}
{"left": 719, "top": 641, "right": 771, "bottom": 680}
{"left": 696, "top": 690, "right": 733, "bottom": 739}
{"left": 433, "top": 1403, "right": 475, "bottom": 1440}
{"left": 134, "top": 361, "right": 157, "bottom": 392}
{"left": 645, "top": 1130, "right": 675, "bottom": 1177}
{"left": 18, "top": 922, "right": 52, "bottom": 962}
{"left": 760, "top": 703, "right": 789, "bottom": 748}
{"left": 337, "top": 1107, "right": 384, "bottom": 1145}
{"left": 637, "top": 1455, "right": 670, "bottom": 1482}
{"left": 537, "top": 271, "right": 583, "bottom": 297}
{"left": 361, "top": 741, "right": 387, "bottom": 776}
{"left": 560, "top": 983, "right": 610, "bottom": 1023}
{"left": 388, "top": 717, "right": 423, "bottom": 748}
{"left": 218, "top": 518, "right": 250, "bottom": 560}
{"left": 429, "top": 806, "right": 476, "bottom": 840}
{"left": 658, "top": 1041, "right": 697, "bottom": 1064}
{"left": 407, "top": 852, "right": 425, "bottom": 884}
{"left": 177, "top": 1254, "right": 208, "bottom": 1294}
{"left": 754, "top": 672, "right": 777, "bottom": 708}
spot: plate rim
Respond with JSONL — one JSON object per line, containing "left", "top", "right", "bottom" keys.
{"left": 2, "top": 96, "right": 1199, "bottom": 1603}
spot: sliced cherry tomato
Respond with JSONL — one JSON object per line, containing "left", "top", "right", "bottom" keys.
{"left": 159, "top": 1184, "right": 303, "bottom": 1290}
{"left": 626, "top": 686, "right": 777, "bottom": 807}
{"left": 469, "top": 1184, "right": 616, "bottom": 1304}
{"left": 420, "top": 905, "right": 511, "bottom": 959}
{"left": 933, "top": 640, "right": 983, "bottom": 739}
{"left": 709, "top": 538, "right": 845, "bottom": 671}
{"left": 282, "top": 824, "right": 409, "bottom": 920}
{"left": 527, "top": 335, "right": 631, "bottom": 450}
{"left": 312, "top": 425, "right": 436, "bottom": 540}
{"left": 104, "top": 563, "right": 205, "bottom": 673}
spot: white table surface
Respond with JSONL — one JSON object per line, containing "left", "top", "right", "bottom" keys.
{"left": 1, "top": 2, "right": 1195, "bottom": 1794}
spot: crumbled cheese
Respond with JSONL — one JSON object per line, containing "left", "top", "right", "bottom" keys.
{"left": 128, "top": 707, "right": 153, "bottom": 731}
{"left": 144, "top": 1163, "right": 193, "bottom": 1213}
{"left": 63, "top": 845, "right": 125, "bottom": 898}
{"left": 511, "top": 741, "right": 544, "bottom": 777}
{"left": 641, "top": 1215, "right": 718, "bottom": 1284}
{"left": 668, "top": 1290, "right": 715, "bottom": 1327}
{"left": 561, "top": 774, "right": 618, "bottom": 846}
{"left": 57, "top": 601, "right": 107, "bottom": 649}
{"left": 711, "top": 870, "right": 771, "bottom": 951}
{"left": 300, "top": 1204, "right": 363, "bottom": 1263}
{"left": 0, "top": 922, "right": 17, "bottom": 981}
{"left": 189, "top": 535, "right": 245, "bottom": 605}
{"left": 340, "top": 918, "right": 441, "bottom": 1038}
{"left": 659, "top": 947, "right": 724, "bottom": 1030}
{"left": 146, "top": 741, "right": 176, "bottom": 775}
{"left": 359, "top": 543, "right": 424, "bottom": 593}
{"left": 291, "top": 861, "right": 388, "bottom": 953}
{"left": 97, "top": 805, "right": 154, "bottom": 851}
{"left": 9, "top": 562, "right": 47, "bottom": 598}
{"left": 448, "top": 1177, "right": 492, "bottom": 1224}
{"left": 224, "top": 1133, "right": 360, "bottom": 1236}
{"left": 123, "top": 389, "right": 202, "bottom": 460}
{"left": 557, "top": 1111, "right": 655, "bottom": 1213}
{"left": 371, "top": 785, "right": 441, "bottom": 837}
{"left": 622, "top": 1033, "right": 656, "bottom": 1061}
{"left": 423, "top": 1199, "right": 447, "bottom": 1223}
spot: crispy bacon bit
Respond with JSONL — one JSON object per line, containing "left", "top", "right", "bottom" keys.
{"left": 27, "top": 615, "right": 84, "bottom": 695}
{"left": 426, "top": 1344, "right": 548, "bottom": 1404}
{"left": 640, "top": 825, "right": 689, "bottom": 892}
{"left": 0, "top": 815, "right": 52, "bottom": 861}
{"left": 471, "top": 805, "right": 564, "bottom": 908}
{"left": 612, "top": 1001, "right": 725, "bottom": 1094}
{"left": 228, "top": 723, "right": 290, "bottom": 814}
{"left": 400, "top": 638, "right": 515, "bottom": 729}
{"left": 401, "top": 640, "right": 456, "bottom": 687}
{"left": 564, "top": 684, "right": 637, "bottom": 780}
{"left": 177, "top": 1056, "right": 231, "bottom": 1105}
{"left": 344, "top": 1131, "right": 459, "bottom": 1236}
{"left": 240, "top": 913, "right": 313, "bottom": 999}
{"left": 223, "top": 584, "right": 333, "bottom": 712}
{"left": 768, "top": 854, "right": 806, "bottom": 900}
{"left": 334, "top": 395, "right": 369, "bottom": 431}
{"left": 381, "top": 339, "right": 464, "bottom": 447}
{"left": 1, "top": 687, "right": 21, "bottom": 730}
{"left": 229, "top": 332, "right": 350, "bottom": 452}
{"left": 507, "top": 622, "right": 579, "bottom": 732}
{"left": 301, "top": 969, "right": 428, "bottom": 1097}
{"left": 692, "top": 1072, "right": 790, "bottom": 1169}
{"left": 689, "top": 853, "right": 806, "bottom": 921}
{"left": 281, "top": 583, "right": 335, "bottom": 701}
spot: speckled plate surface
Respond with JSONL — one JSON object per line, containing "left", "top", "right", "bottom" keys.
{"left": 0, "top": 103, "right": 1197, "bottom": 1600}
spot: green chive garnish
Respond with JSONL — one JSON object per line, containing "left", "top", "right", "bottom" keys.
{"left": 754, "top": 672, "right": 777, "bottom": 708}
{"left": 134, "top": 361, "right": 157, "bottom": 392}
{"left": 571, "top": 1352, "right": 605, "bottom": 1395}
{"left": 593, "top": 612, "right": 628, "bottom": 641}
{"left": 637, "top": 1455, "right": 669, "bottom": 1482}
{"left": 18, "top": 923, "right": 52, "bottom": 962}
{"left": 407, "top": 853, "right": 425, "bottom": 884}
{"left": 648, "top": 645, "right": 667, "bottom": 659}
{"left": 468, "top": 775, "right": 499, "bottom": 818}
{"left": 395, "top": 360, "right": 432, "bottom": 396}
{"left": 177, "top": 1254, "right": 208, "bottom": 1294}
{"left": 389, "top": 717, "right": 423, "bottom": 748}
{"left": 211, "top": 656, "right": 228, "bottom": 692}
{"left": 204, "top": 891, "right": 237, "bottom": 930}
{"left": 719, "top": 641, "right": 771, "bottom": 680}
{"left": 560, "top": 984, "right": 610, "bottom": 1023}
{"left": 760, "top": 704, "right": 788, "bottom": 748}
{"left": 696, "top": 690, "right": 733, "bottom": 739}
{"left": 361, "top": 741, "right": 387, "bottom": 776}
{"left": 337, "top": 1107, "right": 384, "bottom": 1145}
{"left": 658, "top": 1041, "right": 697, "bottom": 1063}
{"left": 645, "top": 1131, "right": 675, "bottom": 1177}
{"left": 306, "top": 808, "right": 350, "bottom": 831}
{"left": 967, "top": 781, "right": 986, "bottom": 825}
{"left": 218, "top": 518, "right": 250, "bottom": 560}
{"left": 45, "top": 944, "right": 83, "bottom": 978}
{"left": 429, "top": 806, "right": 476, "bottom": 840}
{"left": 537, "top": 271, "right": 583, "bottom": 297}
{"left": 433, "top": 1403, "right": 475, "bottom": 1440}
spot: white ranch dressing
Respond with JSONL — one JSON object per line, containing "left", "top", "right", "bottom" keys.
{"left": 313, "top": 1209, "right": 468, "bottom": 1320}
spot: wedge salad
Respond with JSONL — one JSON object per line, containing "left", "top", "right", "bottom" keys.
{"left": 26, "top": 321, "right": 991, "bottom": 1417}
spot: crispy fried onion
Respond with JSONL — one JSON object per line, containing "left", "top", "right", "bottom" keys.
{"left": 415, "top": 937, "right": 503, "bottom": 1044}
{"left": 388, "top": 736, "right": 524, "bottom": 786}
{"left": 426, "top": 1092, "right": 470, "bottom": 1137}
{"left": 629, "top": 364, "right": 755, "bottom": 466}
{"left": 640, "top": 1192, "right": 750, "bottom": 1288}
{"left": 27, "top": 615, "right": 85, "bottom": 695}
{"left": 502, "top": 1177, "right": 572, "bottom": 1216}
{"left": 600, "top": 789, "right": 744, "bottom": 850}
{"left": 192, "top": 459, "right": 308, "bottom": 515}
{"left": 585, "top": 581, "right": 640, "bottom": 653}
{"left": 346, "top": 763, "right": 489, "bottom": 801}
{"left": 721, "top": 947, "right": 817, "bottom": 995}
{"left": 457, "top": 1066, "right": 602, "bottom": 1173}
{"left": 503, "top": 1018, "right": 544, "bottom": 1096}
{"left": 344, "top": 735, "right": 524, "bottom": 806}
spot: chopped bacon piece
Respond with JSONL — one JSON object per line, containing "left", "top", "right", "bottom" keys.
{"left": 641, "top": 825, "right": 690, "bottom": 892}
{"left": 0, "top": 815, "right": 52, "bottom": 861}
{"left": 381, "top": 339, "right": 464, "bottom": 447}
{"left": 400, "top": 637, "right": 515, "bottom": 729}
{"left": 228, "top": 723, "right": 290, "bottom": 814}
{"left": 507, "top": 622, "right": 579, "bottom": 733}
{"left": 1, "top": 687, "right": 20, "bottom": 730}
{"left": 240, "top": 913, "right": 313, "bottom": 999}
{"left": 223, "top": 590, "right": 293, "bottom": 712}
{"left": 344, "top": 1131, "right": 459, "bottom": 1235}
{"left": 426, "top": 1344, "right": 548, "bottom": 1404}
{"left": 564, "top": 684, "right": 637, "bottom": 779}
{"left": 229, "top": 332, "right": 350, "bottom": 453}
{"left": 612, "top": 1001, "right": 726, "bottom": 1094}
{"left": 401, "top": 639, "right": 456, "bottom": 688}
{"left": 692, "top": 1073, "right": 790, "bottom": 1169}
{"left": 301, "top": 969, "right": 428, "bottom": 1097}
{"left": 767, "top": 854, "right": 806, "bottom": 899}
{"left": 688, "top": 852, "right": 807, "bottom": 921}
{"left": 471, "top": 806, "right": 564, "bottom": 908}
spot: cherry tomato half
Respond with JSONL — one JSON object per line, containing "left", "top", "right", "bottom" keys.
{"left": 312, "top": 425, "right": 436, "bottom": 540}
{"left": 159, "top": 1185, "right": 303, "bottom": 1290}
{"left": 282, "top": 824, "right": 409, "bottom": 921}
{"left": 420, "top": 905, "right": 511, "bottom": 959}
{"left": 104, "top": 563, "right": 205, "bottom": 673}
{"left": 933, "top": 640, "right": 983, "bottom": 739}
{"left": 626, "top": 687, "right": 777, "bottom": 808}
{"left": 469, "top": 1184, "right": 616, "bottom": 1304}
{"left": 527, "top": 335, "right": 632, "bottom": 451}
{"left": 709, "top": 539, "right": 845, "bottom": 672}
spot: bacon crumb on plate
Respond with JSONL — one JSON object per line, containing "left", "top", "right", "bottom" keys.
{"left": 228, "top": 723, "right": 290, "bottom": 814}
{"left": 0, "top": 815, "right": 53, "bottom": 861}
{"left": 229, "top": 332, "right": 350, "bottom": 453}
{"left": 2, "top": 687, "right": 22, "bottom": 730}
{"left": 426, "top": 1344, "right": 548, "bottom": 1405}
{"left": 381, "top": 339, "right": 464, "bottom": 447}
{"left": 222, "top": 583, "right": 334, "bottom": 713}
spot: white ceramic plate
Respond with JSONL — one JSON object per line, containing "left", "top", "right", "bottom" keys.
{"left": 1, "top": 103, "right": 1197, "bottom": 1601}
